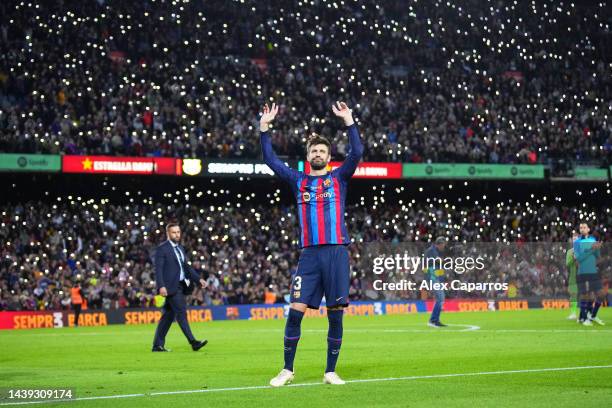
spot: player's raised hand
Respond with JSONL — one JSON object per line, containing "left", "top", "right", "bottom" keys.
{"left": 332, "top": 101, "right": 354, "bottom": 126}
{"left": 260, "top": 103, "right": 279, "bottom": 131}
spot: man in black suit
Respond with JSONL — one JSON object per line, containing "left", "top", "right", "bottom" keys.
{"left": 152, "top": 222, "right": 208, "bottom": 352}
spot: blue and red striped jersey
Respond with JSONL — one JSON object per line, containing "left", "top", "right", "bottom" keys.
{"left": 261, "top": 124, "right": 364, "bottom": 248}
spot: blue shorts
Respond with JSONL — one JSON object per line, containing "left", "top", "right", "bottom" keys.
{"left": 290, "top": 245, "right": 350, "bottom": 309}
{"left": 577, "top": 274, "right": 603, "bottom": 295}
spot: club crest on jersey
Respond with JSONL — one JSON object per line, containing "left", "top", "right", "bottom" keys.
{"left": 324, "top": 178, "right": 331, "bottom": 187}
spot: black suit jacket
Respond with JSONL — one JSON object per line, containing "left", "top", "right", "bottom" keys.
{"left": 154, "top": 240, "right": 200, "bottom": 296}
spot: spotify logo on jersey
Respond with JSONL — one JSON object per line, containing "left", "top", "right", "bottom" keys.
{"left": 302, "top": 191, "right": 331, "bottom": 202}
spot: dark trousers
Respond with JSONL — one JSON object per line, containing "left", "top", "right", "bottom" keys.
{"left": 72, "top": 303, "right": 82, "bottom": 326}
{"left": 429, "top": 289, "right": 445, "bottom": 323}
{"left": 152, "top": 286, "right": 195, "bottom": 347}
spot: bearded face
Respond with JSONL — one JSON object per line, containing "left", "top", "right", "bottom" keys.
{"left": 307, "top": 144, "right": 331, "bottom": 170}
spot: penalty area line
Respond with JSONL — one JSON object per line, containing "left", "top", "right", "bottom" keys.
{"left": 1, "top": 365, "right": 611, "bottom": 406}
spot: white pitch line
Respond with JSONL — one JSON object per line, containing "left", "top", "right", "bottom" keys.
{"left": 7, "top": 327, "right": 612, "bottom": 338}
{"left": 279, "top": 324, "right": 481, "bottom": 333}
{"left": 1, "top": 365, "right": 611, "bottom": 406}
{"left": 477, "top": 329, "right": 612, "bottom": 333}
{"left": 248, "top": 326, "right": 612, "bottom": 334}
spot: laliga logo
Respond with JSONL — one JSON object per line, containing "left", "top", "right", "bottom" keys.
{"left": 182, "top": 159, "right": 202, "bottom": 176}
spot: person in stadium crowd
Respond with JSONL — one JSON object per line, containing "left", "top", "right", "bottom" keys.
{"left": 566, "top": 231, "right": 579, "bottom": 321}
{"left": 1, "top": 197, "right": 610, "bottom": 311}
{"left": 70, "top": 280, "right": 85, "bottom": 327}
{"left": 425, "top": 237, "right": 448, "bottom": 328}
{"left": 260, "top": 101, "right": 364, "bottom": 386}
{"left": 152, "top": 222, "right": 209, "bottom": 351}
{"left": 574, "top": 222, "right": 604, "bottom": 326}
{"left": 2, "top": 2, "right": 610, "bottom": 167}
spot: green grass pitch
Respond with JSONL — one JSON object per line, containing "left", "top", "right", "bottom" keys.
{"left": 1, "top": 308, "right": 611, "bottom": 407}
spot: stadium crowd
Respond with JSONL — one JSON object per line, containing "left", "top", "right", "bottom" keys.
{"left": 1, "top": 0, "right": 611, "bottom": 165}
{"left": 1, "top": 185, "right": 610, "bottom": 311}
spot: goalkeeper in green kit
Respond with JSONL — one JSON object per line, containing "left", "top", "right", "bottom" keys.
{"left": 566, "top": 231, "right": 579, "bottom": 321}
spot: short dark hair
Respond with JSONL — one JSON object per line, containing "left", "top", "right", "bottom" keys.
{"left": 306, "top": 134, "right": 331, "bottom": 154}
{"left": 166, "top": 222, "right": 180, "bottom": 232}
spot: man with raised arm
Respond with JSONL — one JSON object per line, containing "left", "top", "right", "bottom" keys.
{"left": 260, "top": 101, "right": 364, "bottom": 386}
